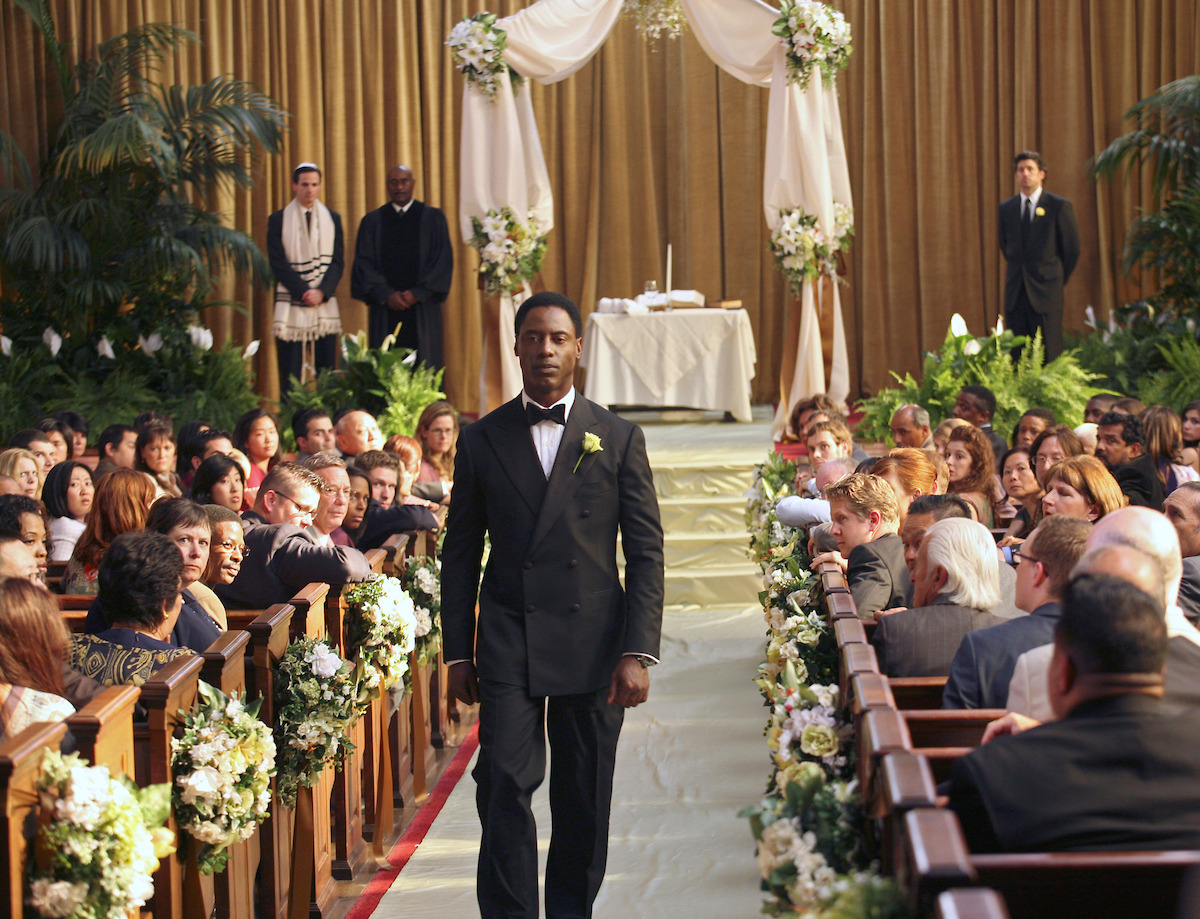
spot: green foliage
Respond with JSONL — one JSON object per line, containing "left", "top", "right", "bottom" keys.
{"left": 1120, "top": 180, "right": 1200, "bottom": 310}
{"left": 278, "top": 332, "right": 445, "bottom": 450}
{"left": 858, "top": 318, "right": 1100, "bottom": 444}
{"left": 1139, "top": 337, "right": 1200, "bottom": 410}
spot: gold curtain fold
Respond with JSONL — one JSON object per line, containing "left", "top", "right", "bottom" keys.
{"left": 2, "top": 1, "right": 1198, "bottom": 412}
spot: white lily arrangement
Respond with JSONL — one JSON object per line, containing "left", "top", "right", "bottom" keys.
{"left": 170, "top": 682, "right": 276, "bottom": 874}
{"left": 469, "top": 207, "right": 548, "bottom": 296}
{"left": 773, "top": 0, "right": 853, "bottom": 91}
{"left": 399, "top": 557, "right": 442, "bottom": 667}
{"left": 344, "top": 575, "right": 419, "bottom": 695}
{"left": 622, "top": 0, "right": 687, "bottom": 40}
{"left": 770, "top": 202, "right": 854, "bottom": 294}
{"left": 29, "top": 749, "right": 173, "bottom": 919}
{"left": 273, "top": 636, "right": 365, "bottom": 807}
{"left": 447, "top": 12, "right": 524, "bottom": 100}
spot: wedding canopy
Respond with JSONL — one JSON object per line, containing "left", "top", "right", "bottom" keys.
{"left": 456, "top": 0, "right": 853, "bottom": 431}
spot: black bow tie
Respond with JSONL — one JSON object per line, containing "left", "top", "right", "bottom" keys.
{"left": 526, "top": 402, "right": 566, "bottom": 426}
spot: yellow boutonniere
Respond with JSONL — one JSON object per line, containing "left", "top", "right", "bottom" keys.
{"left": 1034, "top": 206, "right": 1045, "bottom": 218}
{"left": 573, "top": 432, "right": 603, "bottom": 473}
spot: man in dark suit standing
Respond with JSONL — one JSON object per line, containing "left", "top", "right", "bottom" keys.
{"left": 999, "top": 151, "right": 1081, "bottom": 361}
{"left": 441, "top": 291, "right": 664, "bottom": 919}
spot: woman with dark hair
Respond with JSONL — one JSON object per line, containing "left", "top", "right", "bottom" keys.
{"left": 64, "top": 467, "right": 156, "bottom": 595}
{"left": 944, "top": 424, "right": 998, "bottom": 527}
{"left": 51, "top": 409, "right": 90, "bottom": 460}
{"left": 997, "top": 446, "right": 1044, "bottom": 545}
{"left": 43, "top": 461, "right": 95, "bottom": 562}
{"left": 191, "top": 454, "right": 246, "bottom": 513}
{"left": 175, "top": 419, "right": 212, "bottom": 483}
{"left": 0, "top": 579, "right": 75, "bottom": 741}
{"left": 1182, "top": 401, "right": 1200, "bottom": 454}
{"left": 1141, "top": 405, "right": 1200, "bottom": 492}
{"left": 1030, "top": 424, "right": 1084, "bottom": 488}
{"left": 338, "top": 464, "right": 438, "bottom": 551}
{"left": 0, "top": 494, "right": 50, "bottom": 583}
{"left": 234, "top": 408, "right": 281, "bottom": 509}
{"left": 137, "top": 420, "right": 183, "bottom": 499}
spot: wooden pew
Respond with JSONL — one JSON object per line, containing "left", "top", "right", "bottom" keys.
{"left": 903, "top": 709, "right": 1005, "bottom": 784}
{"left": 936, "top": 888, "right": 1012, "bottom": 919}
{"left": 0, "top": 721, "right": 70, "bottom": 919}
{"left": 879, "top": 751, "right": 939, "bottom": 874}
{"left": 903, "top": 806, "right": 1200, "bottom": 919}
{"left": 67, "top": 683, "right": 139, "bottom": 779}
{"left": 890, "top": 676, "right": 949, "bottom": 711}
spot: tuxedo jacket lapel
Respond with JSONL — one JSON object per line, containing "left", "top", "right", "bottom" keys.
{"left": 530, "top": 397, "right": 609, "bottom": 551}
{"left": 483, "top": 398, "right": 547, "bottom": 517}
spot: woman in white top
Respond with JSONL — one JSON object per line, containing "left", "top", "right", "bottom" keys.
{"left": 43, "top": 461, "right": 95, "bottom": 563}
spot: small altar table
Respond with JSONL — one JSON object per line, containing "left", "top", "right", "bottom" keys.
{"left": 581, "top": 309, "right": 756, "bottom": 422}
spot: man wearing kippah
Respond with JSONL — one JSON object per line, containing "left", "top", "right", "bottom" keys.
{"left": 267, "top": 162, "right": 344, "bottom": 386}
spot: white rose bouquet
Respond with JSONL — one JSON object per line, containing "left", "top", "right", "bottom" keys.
{"left": 171, "top": 682, "right": 276, "bottom": 874}
{"left": 400, "top": 556, "right": 442, "bottom": 667}
{"left": 469, "top": 207, "right": 548, "bottom": 296}
{"left": 446, "top": 12, "right": 524, "bottom": 100}
{"left": 273, "top": 637, "right": 365, "bottom": 807}
{"left": 345, "top": 575, "right": 419, "bottom": 695}
{"left": 29, "top": 749, "right": 173, "bottom": 919}
{"left": 772, "top": 0, "right": 853, "bottom": 91}
{"left": 770, "top": 204, "right": 854, "bottom": 294}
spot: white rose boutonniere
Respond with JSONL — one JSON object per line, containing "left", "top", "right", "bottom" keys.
{"left": 1035, "top": 206, "right": 1045, "bottom": 218}
{"left": 573, "top": 433, "right": 603, "bottom": 474}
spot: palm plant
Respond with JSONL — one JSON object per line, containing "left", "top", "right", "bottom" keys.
{"left": 0, "top": 0, "right": 286, "bottom": 358}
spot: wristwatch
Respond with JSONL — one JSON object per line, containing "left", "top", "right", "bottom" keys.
{"left": 629, "top": 653, "right": 657, "bottom": 669}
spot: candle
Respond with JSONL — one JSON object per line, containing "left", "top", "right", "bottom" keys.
{"left": 665, "top": 243, "right": 673, "bottom": 304}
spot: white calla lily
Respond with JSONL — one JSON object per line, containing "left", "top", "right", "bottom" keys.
{"left": 242, "top": 340, "right": 260, "bottom": 360}
{"left": 948, "top": 313, "right": 970, "bottom": 338}
{"left": 97, "top": 337, "right": 116, "bottom": 360}
{"left": 42, "top": 327, "right": 62, "bottom": 357}
{"left": 0, "top": 336, "right": 10, "bottom": 357}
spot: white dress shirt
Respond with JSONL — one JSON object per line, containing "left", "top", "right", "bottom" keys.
{"left": 1021, "top": 187, "right": 1043, "bottom": 215}
{"left": 521, "top": 387, "right": 576, "bottom": 478}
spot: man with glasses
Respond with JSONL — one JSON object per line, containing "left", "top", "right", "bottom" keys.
{"left": 214, "top": 463, "right": 371, "bottom": 610}
{"left": 943, "top": 515, "right": 1090, "bottom": 709}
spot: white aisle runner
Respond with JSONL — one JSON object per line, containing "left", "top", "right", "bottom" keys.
{"left": 367, "top": 604, "right": 769, "bottom": 918}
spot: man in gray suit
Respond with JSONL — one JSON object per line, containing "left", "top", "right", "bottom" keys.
{"left": 873, "top": 517, "right": 1007, "bottom": 677}
{"left": 214, "top": 463, "right": 372, "bottom": 609}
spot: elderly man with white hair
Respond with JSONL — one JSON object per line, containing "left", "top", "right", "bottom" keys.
{"left": 1004, "top": 505, "right": 1200, "bottom": 722}
{"left": 872, "top": 517, "right": 1008, "bottom": 677}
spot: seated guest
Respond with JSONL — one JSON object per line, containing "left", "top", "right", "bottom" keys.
{"left": 215, "top": 463, "right": 373, "bottom": 610}
{"left": 174, "top": 420, "right": 211, "bottom": 484}
{"left": 1030, "top": 423, "right": 1084, "bottom": 487}
{"left": 1165, "top": 482, "right": 1200, "bottom": 624}
{"left": 64, "top": 467, "right": 156, "bottom": 595}
{"left": 335, "top": 409, "right": 384, "bottom": 460}
{"left": 872, "top": 448, "right": 937, "bottom": 521}
{"left": 1012, "top": 407, "right": 1056, "bottom": 448}
{"left": 336, "top": 462, "right": 439, "bottom": 551}
{"left": 944, "top": 423, "right": 997, "bottom": 527}
{"left": 1095, "top": 410, "right": 1164, "bottom": 509}
{"left": 1113, "top": 396, "right": 1146, "bottom": 416}
{"left": 776, "top": 457, "right": 856, "bottom": 529}
{"left": 136, "top": 420, "right": 182, "bottom": 500}
{"left": 0, "top": 475, "right": 21, "bottom": 496}
{"left": 302, "top": 453, "right": 353, "bottom": 546}
{"left": 1083, "top": 392, "right": 1118, "bottom": 425}
{"left": 0, "top": 578, "right": 76, "bottom": 741}
{"left": 889, "top": 404, "right": 933, "bottom": 449}
{"left": 943, "top": 515, "right": 1090, "bottom": 709}
{"left": 51, "top": 409, "right": 89, "bottom": 462}
{"left": 872, "top": 517, "right": 1006, "bottom": 676}
{"left": 190, "top": 454, "right": 245, "bottom": 514}
{"left": 37, "top": 418, "right": 74, "bottom": 465}
{"left": 923, "top": 449, "right": 949, "bottom": 495}
{"left": 293, "top": 408, "right": 336, "bottom": 462}
{"left": 1073, "top": 422, "right": 1098, "bottom": 455}
{"left": 234, "top": 408, "right": 281, "bottom": 509}
{"left": 42, "top": 461, "right": 94, "bottom": 562}
{"left": 415, "top": 401, "right": 459, "bottom": 503}
{"left": 70, "top": 531, "right": 193, "bottom": 687}
{"left": 202, "top": 505, "right": 245, "bottom": 590}
{"left": 0, "top": 535, "right": 40, "bottom": 584}
{"left": 1184, "top": 400, "right": 1200, "bottom": 457}
{"left": 1041, "top": 455, "right": 1126, "bottom": 522}
{"left": 93, "top": 423, "right": 138, "bottom": 478}
{"left": 384, "top": 434, "right": 444, "bottom": 505}
{"left": 356, "top": 449, "right": 400, "bottom": 510}
{"left": 1141, "top": 404, "right": 1199, "bottom": 494}
{"left": 785, "top": 393, "right": 841, "bottom": 444}
{"left": 8, "top": 429, "right": 56, "bottom": 480}
{"left": 951, "top": 385, "right": 1007, "bottom": 462}
{"left": 932, "top": 417, "right": 968, "bottom": 454}
{"left": 0, "top": 447, "right": 43, "bottom": 498}
{"left": 805, "top": 408, "right": 869, "bottom": 463}
{"left": 949, "top": 574, "right": 1200, "bottom": 854}
{"left": 997, "top": 446, "right": 1043, "bottom": 544}
{"left": 339, "top": 467, "right": 372, "bottom": 546}
{"left": 805, "top": 420, "right": 853, "bottom": 475}
{"left": 186, "top": 428, "right": 235, "bottom": 475}
{"left": 0, "top": 495, "right": 49, "bottom": 583}
{"left": 815, "top": 473, "right": 909, "bottom": 620}
{"left": 1006, "top": 506, "right": 1200, "bottom": 720}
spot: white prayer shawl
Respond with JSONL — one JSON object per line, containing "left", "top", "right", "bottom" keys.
{"left": 273, "top": 198, "right": 342, "bottom": 343}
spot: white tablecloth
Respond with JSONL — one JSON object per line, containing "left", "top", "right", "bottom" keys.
{"left": 581, "top": 309, "right": 756, "bottom": 422}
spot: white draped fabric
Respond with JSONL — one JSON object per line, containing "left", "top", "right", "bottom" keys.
{"left": 459, "top": 0, "right": 852, "bottom": 424}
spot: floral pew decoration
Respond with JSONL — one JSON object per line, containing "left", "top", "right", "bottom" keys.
{"left": 171, "top": 681, "right": 275, "bottom": 876}
{"left": 400, "top": 556, "right": 442, "bottom": 668}
{"left": 29, "top": 749, "right": 173, "bottom": 919}
{"left": 745, "top": 451, "right": 801, "bottom": 574}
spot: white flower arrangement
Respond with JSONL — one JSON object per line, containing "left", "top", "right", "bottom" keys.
{"left": 400, "top": 557, "right": 442, "bottom": 667}
{"left": 446, "top": 12, "right": 524, "bottom": 100}
{"left": 621, "top": 0, "right": 687, "bottom": 40}
{"left": 273, "top": 636, "right": 365, "bottom": 807}
{"left": 769, "top": 203, "right": 854, "bottom": 294}
{"left": 469, "top": 207, "right": 549, "bottom": 296}
{"left": 345, "top": 575, "right": 419, "bottom": 694}
{"left": 29, "top": 749, "right": 173, "bottom": 919}
{"left": 772, "top": 0, "right": 853, "bottom": 91}
{"left": 171, "top": 682, "right": 276, "bottom": 874}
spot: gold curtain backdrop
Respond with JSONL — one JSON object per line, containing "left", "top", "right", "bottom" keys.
{"left": 2, "top": 1, "right": 1198, "bottom": 411}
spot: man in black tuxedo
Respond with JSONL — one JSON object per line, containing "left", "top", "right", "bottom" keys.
{"left": 1094, "top": 411, "right": 1165, "bottom": 510}
{"left": 998, "top": 150, "right": 1081, "bottom": 361}
{"left": 441, "top": 291, "right": 664, "bottom": 919}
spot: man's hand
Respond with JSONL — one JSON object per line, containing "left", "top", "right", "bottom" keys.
{"left": 876, "top": 607, "right": 906, "bottom": 619}
{"left": 386, "top": 290, "right": 407, "bottom": 311}
{"left": 811, "top": 550, "right": 848, "bottom": 573}
{"left": 301, "top": 289, "right": 323, "bottom": 307}
{"left": 447, "top": 661, "right": 480, "bottom": 706}
{"left": 399, "top": 290, "right": 417, "bottom": 308}
{"left": 981, "top": 711, "right": 1040, "bottom": 745}
{"left": 608, "top": 656, "right": 650, "bottom": 708}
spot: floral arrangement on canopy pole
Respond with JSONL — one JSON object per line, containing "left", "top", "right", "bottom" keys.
{"left": 447, "top": 12, "right": 524, "bottom": 99}
{"left": 770, "top": 202, "right": 854, "bottom": 294}
{"left": 468, "top": 208, "right": 549, "bottom": 297}
{"left": 773, "top": 0, "right": 853, "bottom": 90}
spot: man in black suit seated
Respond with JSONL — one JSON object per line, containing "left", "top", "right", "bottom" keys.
{"left": 949, "top": 574, "right": 1200, "bottom": 853}
{"left": 872, "top": 517, "right": 1006, "bottom": 677}
{"left": 943, "top": 515, "right": 1090, "bottom": 708}
{"left": 1095, "top": 410, "right": 1164, "bottom": 510}
{"left": 813, "top": 473, "right": 909, "bottom": 620}
{"left": 1163, "top": 482, "right": 1200, "bottom": 624}
{"left": 952, "top": 385, "right": 1008, "bottom": 465}
{"left": 215, "top": 463, "right": 372, "bottom": 610}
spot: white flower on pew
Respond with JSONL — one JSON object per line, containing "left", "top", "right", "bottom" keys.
{"left": 305, "top": 643, "right": 343, "bottom": 679}
{"left": 28, "top": 879, "right": 88, "bottom": 917}
{"left": 178, "top": 766, "right": 223, "bottom": 806}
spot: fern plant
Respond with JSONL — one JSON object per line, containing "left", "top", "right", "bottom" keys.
{"left": 1138, "top": 338, "right": 1200, "bottom": 410}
